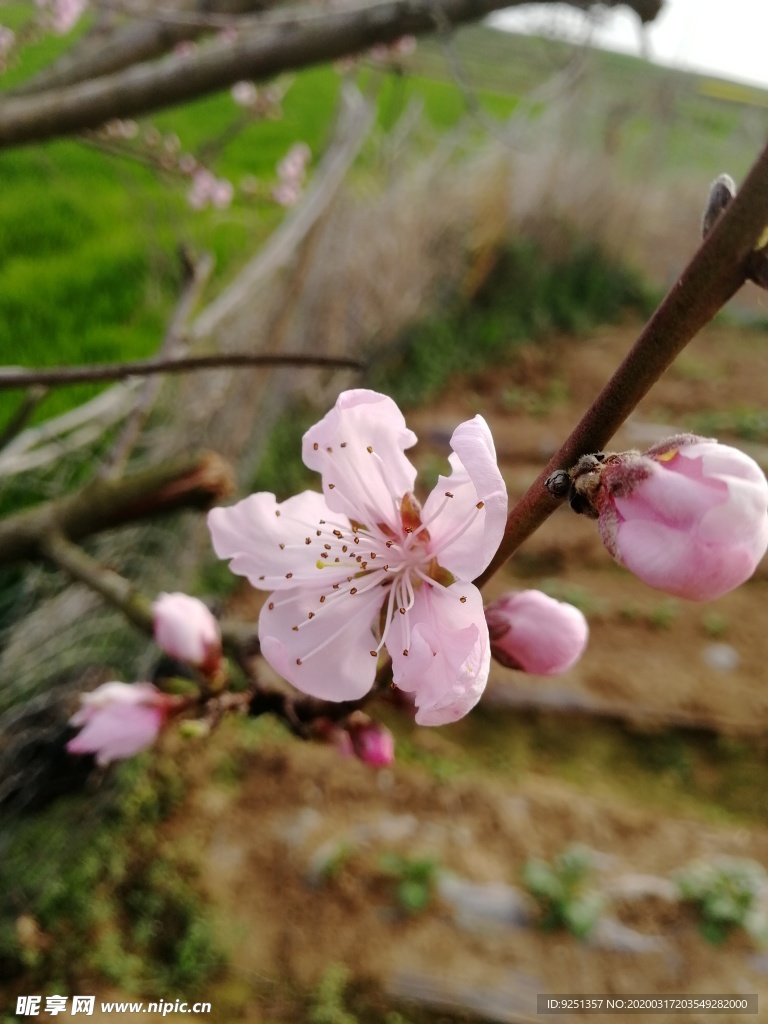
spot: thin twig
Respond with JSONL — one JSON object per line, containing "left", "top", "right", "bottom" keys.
{"left": 40, "top": 530, "right": 155, "bottom": 633}
{"left": 102, "top": 249, "right": 215, "bottom": 478}
{"left": 0, "top": 351, "right": 365, "bottom": 391}
{"left": 0, "top": 386, "right": 49, "bottom": 452}
{"left": 477, "top": 135, "right": 768, "bottom": 587}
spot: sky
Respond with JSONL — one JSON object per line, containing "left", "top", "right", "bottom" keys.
{"left": 490, "top": 0, "right": 768, "bottom": 91}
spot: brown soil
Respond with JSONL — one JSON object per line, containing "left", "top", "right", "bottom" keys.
{"left": 108, "top": 320, "right": 768, "bottom": 1023}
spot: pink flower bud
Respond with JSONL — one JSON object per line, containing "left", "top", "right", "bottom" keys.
{"left": 67, "top": 682, "right": 174, "bottom": 766}
{"left": 231, "top": 81, "right": 258, "bottom": 108}
{"left": 272, "top": 182, "right": 301, "bottom": 207}
{"left": 211, "top": 178, "right": 234, "bottom": 209}
{"left": 485, "top": 590, "right": 588, "bottom": 675}
{"left": 152, "top": 592, "right": 222, "bottom": 672}
{"left": 348, "top": 719, "right": 395, "bottom": 767}
{"left": 593, "top": 435, "right": 768, "bottom": 601}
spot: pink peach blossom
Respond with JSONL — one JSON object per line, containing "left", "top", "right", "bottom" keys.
{"left": 485, "top": 590, "right": 588, "bottom": 675}
{"left": 596, "top": 435, "right": 768, "bottom": 601}
{"left": 152, "top": 592, "right": 222, "bottom": 672}
{"left": 209, "top": 389, "right": 507, "bottom": 725}
{"left": 187, "top": 168, "right": 234, "bottom": 210}
{"left": 37, "top": 0, "right": 86, "bottom": 35}
{"left": 271, "top": 182, "right": 301, "bottom": 207}
{"left": 67, "top": 682, "right": 174, "bottom": 766}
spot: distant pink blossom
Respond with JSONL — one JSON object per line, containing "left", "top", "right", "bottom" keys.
{"left": 37, "top": 0, "right": 86, "bottom": 34}
{"left": 0, "top": 26, "right": 15, "bottom": 59}
{"left": 188, "top": 168, "right": 234, "bottom": 210}
{"left": 218, "top": 26, "right": 239, "bottom": 45}
{"left": 349, "top": 719, "right": 395, "bottom": 766}
{"left": 392, "top": 35, "right": 417, "bottom": 56}
{"left": 67, "top": 682, "right": 175, "bottom": 766}
{"left": 178, "top": 153, "right": 197, "bottom": 175}
{"left": 272, "top": 182, "right": 301, "bottom": 207}
{"left": 209, "top": 389, "right": 507, "bottom": 725}
{"left": 232, "top": 81, "right": 258, "bottom": 108}
{"left": 595, "top": 435, "right": 768, "bottom": 601}
{"left": 370, "top": 36, "right": 417, "bottom": 64}
{"left": 152, "top": 592, "right": 222, "bottom": 673}
{"left": 485, "top": 590, "right": 588, "bottom": 675}
{"left": 277, "top": 142, "right": 311, "bottom": 183}
{"left": 272, "top": 143, "right": 311, "bottom": 206}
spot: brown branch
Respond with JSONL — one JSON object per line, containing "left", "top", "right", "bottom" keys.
{"left": 40, "top": 530, "right": 260, "bottom": 665}
{"left": 0, "top": 450, "right": 235, "bottom": 565}
{"left": 477, "top": 138, "right": 768, "bottom": 587}
{"left": 11, "top": 0, "right": 271, "bottom": 98}
{"left": 40, "top": 529, "right": 156, "bottom": 631}
{"left": 0, "top": 351, "right": 364, "bottom": 391}
{"left": 0, "top": 0, "right": 659, "bottom": 148}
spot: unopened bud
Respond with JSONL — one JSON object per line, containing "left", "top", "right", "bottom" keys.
{"left": 569, "top": 435, "right": 768, "bottom": 601}
{"left": 486, "top": 591, "right": 588, "bottom": 675}
{"left": 701, "top": 173, "right": 736, "bottom": 239}
{"left": 152, "top": 592, "right": 222, "bottom": 675}
{"left": 347, "top": 715, "right": 395, "bottom": 767}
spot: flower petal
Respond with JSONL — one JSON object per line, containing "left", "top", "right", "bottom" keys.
{"left": 67, "top": 703, "right": 163, "bottom": 766}
{"left": 389, "top": 582, "right": 489, "bottom": 725}
{"left": 208, "top": 490, "right": 350, "bottom": 591}
{"left": 420, "top": 416, "right": 507, "bottom": 581}
{"left": 259, "top": 583, "right": 382, "bottom": 700}
{"left": 302, "top": 389, "right": 417, "bottom": 531}
{"left": 615, "top": 518, "right": 761, "bottom": 601}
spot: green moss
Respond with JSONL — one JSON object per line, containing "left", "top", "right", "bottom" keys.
{"left": 0, "top": 753, "right": 225, "bottom": 992}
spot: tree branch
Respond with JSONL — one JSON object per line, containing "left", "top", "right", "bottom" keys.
{"left": 0, "top": 450, "right": 235, "bottom": 565}
{"left": 0, "top": 351, "right": 364, "bottom": 391}
{"left": 40, "top": 529, "right": 156, "bottom": 631}
{"left": 477, "top": 138, "right": 768, "bottom": 587}
{"left": 0, "top": 386, "right": 49, "bottom": 451}
{"left": 39, "top": 530, "right": 260, "bottom": 664}
{"left": 0, "top": 0, "right": 659, "bottom": 148}
{"left": 11, "top": 0, "right": 271, "bottom": 97}
{"left": 101, "top": 248, "right": 215, "bottom": 478}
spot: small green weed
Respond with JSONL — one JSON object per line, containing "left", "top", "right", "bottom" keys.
{"left": 701, "top": 611, "right": 728, "bottom": 638}
{"left": 378, "top": 853, "right": 440, "bottom": 914}
{"left": 522, "top": 843, "right": 604, "bottom": 940}
{"left": 648, "top": 599, "right": 679, "bottom": 630}
{"left": 687, "top": 407, "right": 768, "bottom": 444}
{"left": 675, "top": 858, "right": 768, "bottom": 945}
{"left": 309, "top": 964, "right": 358, "bottom": 1024}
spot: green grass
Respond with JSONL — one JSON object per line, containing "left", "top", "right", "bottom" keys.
{"left": 368, "top": 237, "right": 651, "bottom": 408}
{"left": 686, "top": 406, "right": 768, "bottom": 443}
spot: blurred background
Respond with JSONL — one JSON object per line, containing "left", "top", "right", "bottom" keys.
{"left": 2, "top": 1, "right": 768, "bottom": 1020}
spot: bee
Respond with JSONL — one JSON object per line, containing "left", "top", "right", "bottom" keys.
{"left": 544, "top": 451, "right": 618, "bottom": 519}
